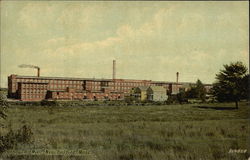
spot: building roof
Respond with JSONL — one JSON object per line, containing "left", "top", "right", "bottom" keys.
{"left": 12, "top": 75, "right": 151, "bottom": 82}
{"left": 14, "top": 75, "right": 112, "bottom": 82}
{"left": 149, "top": 86, "right": 166, "bottom": 92}
{"left": 151, "top": 81, "right": 212, "bottom": 86}
{"left": 10, "top": 75, "right": 212, "bottom": 86}
{"left": 137, "top": 86, "right": 150, "bottom": 91}
{"left": 48, "top": 90, "right": 66, "bottom": 92}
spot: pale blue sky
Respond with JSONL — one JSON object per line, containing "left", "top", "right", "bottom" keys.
{"left": 1, "top": 1, "right": 249, "bottom": 87}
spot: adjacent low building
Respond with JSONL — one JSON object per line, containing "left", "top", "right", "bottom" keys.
{"left": 133, "top": 86, "right": 150, "bottom": 101}
{"left": 147, "top": 86, "right": 168, "bottom": 102}
{"left": 132, "top": 86, "right": 168, "bottom": 102}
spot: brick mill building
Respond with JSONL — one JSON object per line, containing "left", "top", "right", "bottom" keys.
{"left": 7, "top": 74, "right": 212, "bottom": 101}
{"left": 7, "top": 61, "right": 212, "bottom": 101}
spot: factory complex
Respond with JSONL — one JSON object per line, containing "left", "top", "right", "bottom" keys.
{"left": 7, "top": 61, "right": 212, "bottom": 101}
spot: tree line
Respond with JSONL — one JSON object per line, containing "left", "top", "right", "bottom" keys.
{"left": 176, "top": 61, "right": 249, "bottom": 108}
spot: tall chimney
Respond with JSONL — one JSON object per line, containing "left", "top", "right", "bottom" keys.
{"left": 113, "top": 60, "right": 116, "bottom": 80}
{"left": 176, "top": 72, "right": 179, "bottom": 83}
{"left": 37, "top": 68, "right": 40, "bottom": 77}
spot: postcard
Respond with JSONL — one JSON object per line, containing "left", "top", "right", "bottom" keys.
{"left": 0, "top": 1, "right": 249, "bottom": 159}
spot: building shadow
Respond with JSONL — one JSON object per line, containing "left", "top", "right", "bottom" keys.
{"left": 193, "top": 105, "right": 237, "bottom": 110}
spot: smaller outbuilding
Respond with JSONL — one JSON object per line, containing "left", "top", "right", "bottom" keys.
{"left": 147, "top": 86, "right": 168, "bottom": 102}
{"left": 133, "top": 86, "right": 150, "bottom": 101}
{"left": 131, "top": 86, "right": 168, "bottom": 102}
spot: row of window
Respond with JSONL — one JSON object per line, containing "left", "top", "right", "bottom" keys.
{"left": 87, "top": 81, "right": 101, "bottom": 85}
{"left": 87, "top": 84, "right": 143, "bottom": 88}
{"left": 87, "top": 86, "right": 132, "bottom": 90}
{"left": 87, "top": 86, "right": 101, "bottom": 90}
{"left": 86, "top": 81, "right": 149, "bottom": 87}
{"left": 21, "top": 95, "right": 45, "bottom": 98}
{"left": 110, "top": 82, "right": 147, "bottom": 86}
{"left": 21, "top": 88, "right": 47, "bottom": 91}
{"left": 21, "top": 91, "right": 46, "bottom": 94}
{"left": 55, "top": 93, "right": 83, "bottom": 96}
{"left": 49, "top": 85, "right": 83, "bottom": 89}
{"left": 15, "top": 79, "right": 83, "bottom": 84}
{"left": 15, "top": 79, "right": 150, "bottom": 87}
{"left": 21, "top": 85, "right": 167, "bottom": 90}
{"left": 21, "top": 86, "right": 47, "bottom": 89}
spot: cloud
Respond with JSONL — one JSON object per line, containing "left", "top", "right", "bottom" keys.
{"left": 116, "top": 7, "right": 176, "bottom": 39}
{"left": 53, "top": 36, "right": 121, "bottom": 56}
{"left": 117, "top": 25, "right": 134, "bottom": 38}
{"left": 18, "top": 3, "right": 55, "bottom": 29}
{"left": 40, "top": 4, "right": 248, "bottom": 80}
{"left": 17, "top": 2, "right": 107, "bottom": 31}
{"left": 47, "top": 37, "right": 66, "bottom": 44}
{"left": 1, "top": 2, "right": 248, "bottom": 87}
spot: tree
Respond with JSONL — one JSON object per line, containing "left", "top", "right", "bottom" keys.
{"left": 177, "top": 90, "right": 188, "bottom": 104}
{"left": 212, "top": 61, "right": 248, "bottom": 109}
{"left": 0, "top": 92, "right": 8, "bottom": 120}
{"left": 186, "top": 79, "right": 206, "bottom": 102}
{"left": 195, "top": 79, "right": 206, "bottom": 102}
{"left": 186, "top": 87, "right": 197, "bottom": 99}
{"left": 241, "top": 74, "right": 249, "bottom": 101}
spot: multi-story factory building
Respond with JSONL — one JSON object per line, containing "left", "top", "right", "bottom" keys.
{"left": 8, "top": 60, "right": 212, "bottom": 101}
{"left": 8, "top": 74, "right": 212, "bottom": 101}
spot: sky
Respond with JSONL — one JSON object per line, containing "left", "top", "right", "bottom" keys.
{"left": 0, "top": 1, "right": 249, "bottom": 87}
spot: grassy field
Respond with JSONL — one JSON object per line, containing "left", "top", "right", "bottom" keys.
{"left": 1, "top": 102, "right": 249, "bottom": 160}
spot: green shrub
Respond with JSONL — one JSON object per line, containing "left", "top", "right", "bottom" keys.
{"left": 0, "top": 92, "right": 8, "bottom": 119}
{"left": 177, "top": 92, "right": 188, "bottom": 104}
{"left": 0, "top": 92, "right": 33, "bottom": 154}
{"left": 124, "top": 96, "right": 139, "bottom": 105}
{"left": 41, "top": 100, "right": 60, "bottom": 106}
{"left": 152, "top": 101, "right": 165, "bottom": 105}
{"left": 0, "top": 125, "right": 33, "bottom": 154}
{"left": 16, "top": 125, "right": 33, "bottom": 144}
{"left": 166, "top": 95, "right": 177, "bottom": 104}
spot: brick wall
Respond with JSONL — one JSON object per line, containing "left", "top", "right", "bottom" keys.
{"left": 8, "top": 75, "right": 211, "bottom": 101}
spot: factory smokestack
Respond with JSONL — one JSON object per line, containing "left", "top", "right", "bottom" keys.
{"left": 176, "top": 72, "right": 179, "bottom": 83}
{"left": 37, "top": 68, "right": 40, "bottom": 77}
{"left": 19, "top": 64, "right": 40, "bottom": 77}
{"left": 113, "top": 60, "right": 116, "bottom": 80}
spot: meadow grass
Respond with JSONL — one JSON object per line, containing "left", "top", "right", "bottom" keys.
{"left": 1, "top": 102, "right": 249, "bottom": 160}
